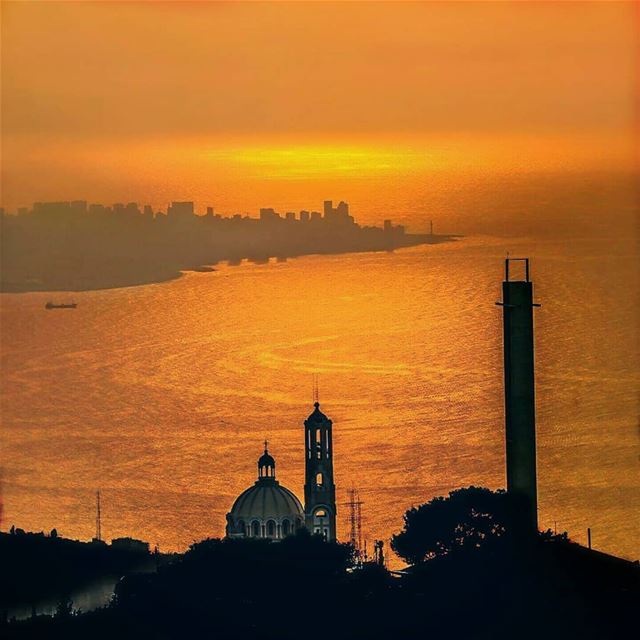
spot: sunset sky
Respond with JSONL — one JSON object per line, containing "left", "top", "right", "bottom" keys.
{"left": 1, "top": 1, "right": 638, "bottom": 215}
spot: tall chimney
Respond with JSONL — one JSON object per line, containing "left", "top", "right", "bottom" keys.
{"left": 497, "top": 258, "right": 539, "bottom": 530}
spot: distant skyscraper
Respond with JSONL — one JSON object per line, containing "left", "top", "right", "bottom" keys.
{"left": 498, "top": 258, "right": 539, "bottom": 530}
{"left": 299, "top": 210, "right": 310, "bottom": 223}
{"left": 167, "top": 201, "right": 194, "bottom": 217}
{"left": 125, "top": 202, "right": 140, "bottom": 216}
{"left": 259, "top": 207, "right": 280, "bottom": 221}
{"left": 33, "top": 202, "right": 72, "bottom": 216}
{"left": 335, "top": 201, "right": 349, "bottom": 217}
{"left": 322, "top": 200, "right": 352, "bottom": 224}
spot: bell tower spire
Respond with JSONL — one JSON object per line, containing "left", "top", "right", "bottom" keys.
{"left": 304, "top": 402, "right": 337, "bottom": 541}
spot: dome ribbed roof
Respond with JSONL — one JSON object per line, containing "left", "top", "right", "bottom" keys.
{"left": 229, "top": 481, "right": 304, "bottom": 521}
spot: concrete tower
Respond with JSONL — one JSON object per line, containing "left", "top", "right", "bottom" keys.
{"left": 497, "top": 258, "right": 539, "bottom": 530}
{"left": 304, "top": 402, "right": 337, "bottom": 541}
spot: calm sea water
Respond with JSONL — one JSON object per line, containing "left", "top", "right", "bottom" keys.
{"left": 1, "top": 231, "right": 638, "bottom": 564}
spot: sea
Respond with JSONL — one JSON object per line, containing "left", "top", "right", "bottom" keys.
{"left": 1, "top": 170, "right": 639, "bottom": 567}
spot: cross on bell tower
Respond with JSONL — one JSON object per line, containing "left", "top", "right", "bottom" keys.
{"left": 304, "top": 402, "right": 337, "bottom": 541}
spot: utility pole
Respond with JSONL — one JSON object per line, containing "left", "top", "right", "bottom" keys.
{"left": 373, "top": 540, "right": 385, "bottom": 566}
{"left": 343, "top": 488, "right": 364, "bottom": 563}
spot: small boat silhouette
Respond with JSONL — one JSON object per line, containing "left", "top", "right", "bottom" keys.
{"left": 45, "top": 301, "right": 77, "bottom": 309}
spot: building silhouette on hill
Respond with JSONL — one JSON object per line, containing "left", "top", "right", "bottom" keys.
{"left": 225, "top": 402, "right": 337, "bottom": 541}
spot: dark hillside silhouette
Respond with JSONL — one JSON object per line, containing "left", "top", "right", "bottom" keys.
{"left": 3, "top": 489, "right": 637, "bottom": 640}
{"left": 0, "top": 530, "right": 156, "bottom": 612}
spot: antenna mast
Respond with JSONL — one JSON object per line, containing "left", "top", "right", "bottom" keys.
{"left": 345, "top": 488, "right": 364, "bottom": 563}
{"left": 95, "top": 490, "right": 102, "bottom": 542}
{"left": 312, "top": 372, "right": 319, "bottom": 404}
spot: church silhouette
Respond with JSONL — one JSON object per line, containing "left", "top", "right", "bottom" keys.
{"left": 226, "top": 402, "right": 337, "bottom": 541}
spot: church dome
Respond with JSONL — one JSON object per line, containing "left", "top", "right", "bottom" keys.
{"left": 230, "top": 482, "right": 303, "bottom": 521}
{"left": 226, "top": 444, "right": 304, "bottom": 540}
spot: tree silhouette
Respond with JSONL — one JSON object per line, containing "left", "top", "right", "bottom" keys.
{"left": 391, "top": 486, "right": 531, "bottom": 565}
{"left": 54, "top": 595, "right": 74, "bottom": 619}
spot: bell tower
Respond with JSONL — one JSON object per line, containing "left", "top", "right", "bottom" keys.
{"left": 304, "top": 402, "right": 337, "bottom": 541}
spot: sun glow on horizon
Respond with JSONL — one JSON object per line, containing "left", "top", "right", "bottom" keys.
{"left": 206, "top": 144, "right": 444, "bottom": 179}
{"left": 2, "top": 131, "right": 634, "bottom": 211}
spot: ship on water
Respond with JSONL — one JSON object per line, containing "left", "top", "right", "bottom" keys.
{"left": 45, "top": 302, "right": 77, "bottom": 309}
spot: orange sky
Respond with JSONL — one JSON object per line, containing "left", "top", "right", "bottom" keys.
{"left": 1, "top": 1, "right": 638, "bottom": 211}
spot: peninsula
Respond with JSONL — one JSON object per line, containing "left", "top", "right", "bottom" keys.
{"left": 0, "top": 200, "right": 459, "bottom": 293}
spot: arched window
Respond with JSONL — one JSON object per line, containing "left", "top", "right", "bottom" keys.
{"left": 313, "top": 508, "right": 329, "bottom": 539}
{"left": 238, "top": 520, "right": 245, "bottom": 535}
{"left": 316, "top": 472, "right": 324, "bottom": 486}
{"left": 260, "top": 463, "right": 273, "bottom": 478}
{"left": 267, "top": 520, "right": 276, "bottom": 537}
{"left": 251, "top": 520, "right": 260, "bottom": 537}
{"left": 282, "top": 520, "right": 290, "bottom": 536}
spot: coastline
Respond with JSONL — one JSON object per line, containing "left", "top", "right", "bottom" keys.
{"left": 1, "top": 233, "right": 461, "bottom": 294}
